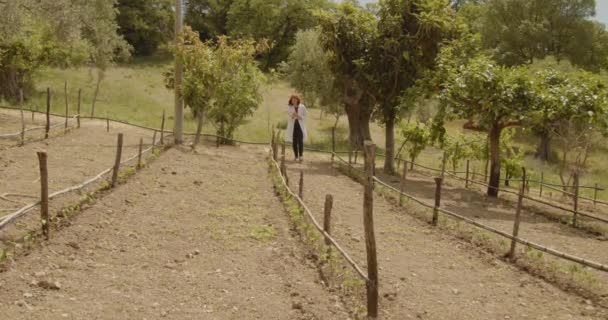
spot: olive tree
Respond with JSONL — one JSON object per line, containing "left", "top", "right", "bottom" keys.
{"left": 173, "top": 27, "right": 264, "bottom": 145}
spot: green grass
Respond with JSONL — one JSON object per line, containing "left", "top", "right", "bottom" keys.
{"left": 2, "top": 59, "right": 607, "bottom": 201}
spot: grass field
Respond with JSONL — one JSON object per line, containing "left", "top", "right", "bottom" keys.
{"left": 1, "top": 58, "right": 607, "bottom": 201}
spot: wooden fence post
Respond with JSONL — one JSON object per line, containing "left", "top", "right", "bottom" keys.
{"left": 465, "top": 160, "right": 470, "bottom": 188}
{"left": 77, "top": 89, "right": 82, "bottom": 128}
{"left": 19, "top": 88, "right": 25, "bottom": 146}
{"left": 363, "top": 140, "right": 378, "bottom": 320}
{"left": 45, "top": 88, "right": 50, "bottom": 139}
{"left": 509, "top": 168, "right": 526, "bottom": 261}
{"left": 152, "top": 130, "right": 157, "bottom": 154}
{"left": 37, "top": 152, "right": 50, "bottom": 240}
{"left": 331, "top": 127, "right": 335, "bottom": 164}
{"left": 399, "top": 164, "right": 407, "bottom": 206}
{"left": 111, "top": 133, "right": 124, "bottom": 188}
{"left": 348, "top": 149, "right": 352, "bottom": 165}
{"left": 160, "top": 110, "right": 165, "bottom": 145}
{"left": 273, "top": 132, "right": 279, "bottom": 161}
{"left": 594, "top": 183, "right": 599, "bottom": 207}
{"left": 539, "top": 172, "right": 544, "bottom": 198}
{"left": 280, "top": 141, "right": 286, "bottom": 177}
{"left": 573, "top": 172, "right": 579, "bottom": 226}
{"left": 354, "top": 149, "right": 358, "bottom": 164}
{"left": 440, "top": 152, "right": 447, "bottom": 179}
{"left": 323, "top": 194, "right": 333, "bottom": 247}
{"left": 432, "top": 177, "right": 443, "bottom": 226}
{"left": 298, "top": 171, "right": 304, "bottom": 200}
{"left": 106, "top": 116, "right": 110, "bottom": 132}
{"left": 505, "top": 167, "right": 510, "bottom": 187}
{"left": 137, "top": 138, "right": 143, "bottom": 169}
{"left": 31, "top": 104, "right": 35, "bottom": 122}
{"left": 64, "top": 81, "right": 69, "bottom": 130}
{"left": 484, "top": 158, "right": 489, "bottom": 183}
{"left": 271, "top": 127, "right": 276, "bottom": 157}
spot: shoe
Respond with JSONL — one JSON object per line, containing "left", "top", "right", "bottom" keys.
{"left": 299, "top": 157, "right": 304, "bottom": 162}
{"left": 294, "top": 157, "right": 299, "bottom": 161}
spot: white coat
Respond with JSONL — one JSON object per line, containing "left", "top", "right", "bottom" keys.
{"left": 285, "top": 104, "right": 308, "bottom": 143}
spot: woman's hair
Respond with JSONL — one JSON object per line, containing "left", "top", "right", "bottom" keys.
{"left": 288, "top": 94, "right": 301, "bottom": 106}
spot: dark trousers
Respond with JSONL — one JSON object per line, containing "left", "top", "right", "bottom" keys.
{"left": 293, "top": 121, "right": 304, "bottom": 158}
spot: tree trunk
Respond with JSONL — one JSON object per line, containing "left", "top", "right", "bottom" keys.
{"left": 345, "top": 102, "right": 372, "bottom": 147}
{"left": 487, "top": 125, "right": 502, "bottom": 197}
{"left": 383, "top": 116, "right": 395, "bottom": 174}
{"left": 91, "top": 70, "right": 104, "bottom": 117}
{"left": 0, "top": 67, "right": 23, "bottom": 102}
{"left": 193, "top": 109, "right": 204, "bottom": 147}
{"left": 536, "top": 131, "right": 551, "bottom": 161}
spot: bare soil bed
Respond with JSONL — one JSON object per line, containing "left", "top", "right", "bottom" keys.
{"left": 371, "top": 166, "right": 608, "bottom": 271}
{"left": 0, "top": 144, "right": 349, "bottom": 319}
{"left": 285, "top": 155, "right": 607, "bottom": 319}
{"left": 0, "top": 109, "right": 74, "bottom": 148}
{"left": 0, "top": 118, "right": 155, "bottom": 243}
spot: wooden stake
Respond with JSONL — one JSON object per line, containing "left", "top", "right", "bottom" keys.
{"left": 331, "top": 127, "right": 335, "bottom": 164}
{"left": 31, "top": 104, "right": 35, "bottom": 122}
{"left": 271, "top": 127, "right": 276, "bottom": 157}
{"left": 298, "top": 171, "right": 304, "bottom": 200}
{"left": 573, "top": 172, "right": 579, "bottom": 226}
{"left": 273, "top": 132, "right": 279, "bottom": 161}
{"left": 354, "top": 150, "right": 358, "bottom": 164}
{"left": 64, "top": 80, "right": 69, "bottom": 130}
{"left": 137, "top": 137, "right": 143, "bottom": 169}
{"left": 280, "top": 141, "right": 286, "bottom": 177}
{"left": 399, "top": 164, "right": 407, "bottom": 206}
{"left": 111, "top": 133, "right": 124, "bottom": 188}
{"left": 465, "top": 160, "right": 470, "bottom": 188}
{"left": 509, "top": 168, "right": 526, "bottom": 260}
{"left": 539, "top": 172, "right": 544, "bottom": 198}
{"left": 441, "top": 152, "right": 447, "bottom": 179}
{"left": 323, "top": 194, "right": 333, "bottom": 247}
{"left": 37, "top": 152, "right": 50, "bottom": 240}
{"left": 160, "top": 110, "right": 166, "bottom": 145}
{"left": 106, "top": 117, "right": 110, "bottom": 132}
{"left": 152, "top": 130, "right": 157, "bottom": 154}
{"left": 363, "top": 140, "right": 378, "bottom": 319}
{"left": 77, "top": 89, "right": 81, "bottom": 128}
{"left": 348, "top": 149, "right": 352, "bottom": 164}
{"left": 594, "top": 183, "right": 599, "bottom": 207}
{"left": 19, "top": 88, "right": 25, "bottom": 146}
{"left": 432, "top": 177, "right": 443, "bottom": 226}
{"left": 45, "top": 88, "right": 50, "bottom": 139}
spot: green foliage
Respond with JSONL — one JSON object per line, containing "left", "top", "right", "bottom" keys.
{"left": 173, "top": 27, "right": 264, "bottom": 142}
{"left": 399, "top": 122, "right": 432, "bottom": 164}
{"left": 116, "top": 0, "right": 174, "bottom": 56}
{"left": 186, "top": 0, "right": 330, "bottom": 69}
{"left": 283, "top": 29, "right": 333, "bottom": 109}
{"left": 477, "top": 0, "right": 608, "bottom": 71}
{"left": 443, "top": 133, "right": 481, "bottom": 172}
{"left": 0, "top": 0, "right": 130, "bottom": 101}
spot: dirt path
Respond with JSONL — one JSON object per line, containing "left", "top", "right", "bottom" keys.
{"left": 0, "top": 144, "right": 349, "bottom": 319}
{"left": 0, "top": 119, "right": 155, "bottom": 241}
{"left": 285, "top": 155, "right": 606, "bottom": 319}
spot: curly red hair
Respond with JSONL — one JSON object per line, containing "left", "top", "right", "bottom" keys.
{"left": 288, "top": 94, "right": 301, "bottom": 106}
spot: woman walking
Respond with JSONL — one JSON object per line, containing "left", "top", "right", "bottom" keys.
{"left": 286, "top": 94, "right": 308, "bottom": 162}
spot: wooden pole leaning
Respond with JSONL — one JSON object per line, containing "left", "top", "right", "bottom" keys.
{"left": 111, "top": 133, "right": 124, "bottom": 188}
{"left": 323, "top": 194, "right": 333, "bottom": 247}
{"left": 19, "top": 88, "right": 25, "bottom": 146}
{"left": 77, "top": 89, "right": 82, "bottom": 128}
{"left": 37, "top": 152, "right": 50, "bottom": 240}
{"left": 45, "top": 88, "right": 51, "bottom": 139}
{"left": 509, "top": 168, "right": 526, "bottom": 261}
{"left": 160, "top": 110, "right": 166, "bottom": 145}
{"left": 399, "top": 164, "right": 407, "bottom": 206}
{"left": 64, "top": 80, "right": 69, "bottom": 131}
{"left": 363, "top": 140, "right": 379, "bottom": 319}
{"left": 573, "top": 172, "right": 580, "bottom": 226}
{"left": 432, "top": 177, "right": 443, "bottom": 226}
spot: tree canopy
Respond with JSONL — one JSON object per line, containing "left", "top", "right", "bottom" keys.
{"left": 116, "top": 0, "right": 174, "bottom": 56}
